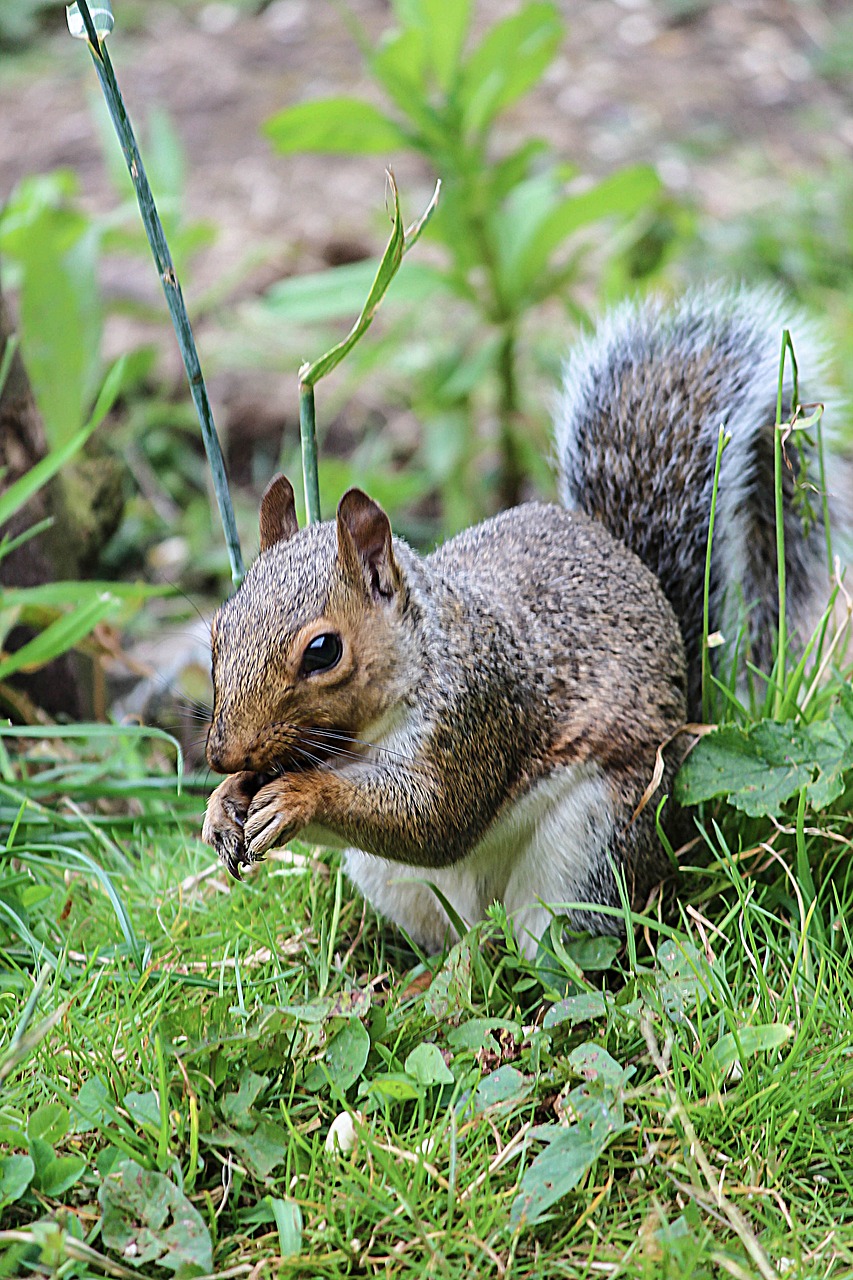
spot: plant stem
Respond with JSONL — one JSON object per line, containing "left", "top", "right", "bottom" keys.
{"left": 72, "top": 0, "right": 244, "bottom": 585}
{"left": 299, "top": 382, "right": 321, "bottom": 523}
{"left": 496, "top": 325, "right": 523, "bottom": 509}
{"left": 773, "top": 330, "right": 789, "bottom": 717}
{"left": 702, "top": 426, "right": 728, "bottom": 724}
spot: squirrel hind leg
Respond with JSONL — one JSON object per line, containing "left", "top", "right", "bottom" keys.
{"left": 503, "top": 762, "right": 674, "bottom": 958}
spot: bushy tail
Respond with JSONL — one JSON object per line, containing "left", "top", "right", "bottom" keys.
{"left": 555, "top": 285, "right": 833, "bottom": 715}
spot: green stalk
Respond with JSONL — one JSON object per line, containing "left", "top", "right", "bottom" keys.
{"left": 69, "top": 0, "right": 244, "bottom": 585}
{"left": 702, "top": 425, "right": 729, "bottom": 724}
{"left": 816, "top": 413, "right": 834, "bottom": 578}
{"left": 298, "top": 382, "right": 321, "bottom": 523}
{"left": 296, "top": 174, "right": 439, "bottom": 522}
{"left": 772, "top": 331, "right": 790, "bottom": 716}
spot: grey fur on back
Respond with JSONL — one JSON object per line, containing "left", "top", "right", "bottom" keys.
{"left": 555, "top": 284, "right": 831, "bottom": 714}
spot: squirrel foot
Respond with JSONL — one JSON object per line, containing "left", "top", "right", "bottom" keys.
{"left": 203, "top": 771, "right": 263, "bottom": 878}
{"left": 245, "top": 775, "right": 318, "bottom": 859}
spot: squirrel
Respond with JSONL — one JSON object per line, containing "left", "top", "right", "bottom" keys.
{"left": 202, "top": 285, "right": 832, "bottom": 955}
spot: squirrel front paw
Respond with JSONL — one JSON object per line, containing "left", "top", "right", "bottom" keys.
{"left": 203, "top": 771, "right": 262, "bottom": 878}
{"left": 244, "top": 775, "right": 318, "bottom": 859}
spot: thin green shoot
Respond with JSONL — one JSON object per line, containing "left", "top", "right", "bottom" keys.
{"left": 702, "top": 424, "right": 730, "bottom": 723}
{"left": 297, "top": 173, "right": 440, "bottom": 521}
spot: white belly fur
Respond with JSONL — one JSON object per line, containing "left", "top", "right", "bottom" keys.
{"left": 343, "top": 761, "right": 615, "bottom": 958}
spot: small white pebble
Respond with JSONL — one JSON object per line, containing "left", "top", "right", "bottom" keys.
{"left": 325, "top": 1111, "right": 358, "bottom": 1153}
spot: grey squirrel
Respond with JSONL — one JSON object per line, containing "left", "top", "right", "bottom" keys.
{"left": 202, "top": 285, "right": 831, "bottom": 955}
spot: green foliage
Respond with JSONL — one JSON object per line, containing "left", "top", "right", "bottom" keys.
{"left": 0, "top": 364, "right": 166, "bottom": 700}
{"left": 677, "top": 691, "right": 853, "bottom": 818}
{"left": 2, "top": 722, "right": 851, "bottom": 1275}
{"left": 262, "top": 0, "right": 670, "bottom": 527}
{"left": 0, "top": 173, "right": 103, "bottom": 449}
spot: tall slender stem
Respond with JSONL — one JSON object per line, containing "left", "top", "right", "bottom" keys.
{"left": 298, "top": 382, "right": 321, "bottom": 523}
{"left": 72, "top": 0, "right": 244, "bottom": 585}
{"left": 773, "top": 331, "right": 789, "bottom": 716}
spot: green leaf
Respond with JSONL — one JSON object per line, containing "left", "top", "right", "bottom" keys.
{"left": 510, "top": 1125, "right": 602, "bottom": 1228}
{"left": 27, "top": 1103, "right": 69, "bottom": 1146}
{"left": 267, "top": 1196, "right": 303, "bottom": 1259}
{"left": 711, "top": 1023, "right": 794, "bottom": 1074}
{"left": 361, "top": 1072, "right": 421, "bottom": 1103}
{"left": 264, "top": 97, "right": 408, "bottom": 155}
{"left": 405, "top": 1042, "right": 454, "bottom": 1086}
{"left": 204, "top": 1122, "right": 289, "bottom": 1180}
{"left": 0, "top": 1154, "right": 34, "bottom": 1207}
{"left": 299, "top": 174, "right": 439, "bottom": 386}
{"left": 0, "top": 417, "right": 100, "bottom": 528}
{"left": 502, "top": 165, "right": 662, "bottom": 297}
{"left": 425, "top": 937, "right": 473, "bottom": 1019}
{"left": 510, "top": 1047, "right": 630, "bottom": 1227}
{"left": 123, "top": 1090, "right": 162, "bottom": 1131}
{"left": 675, "top": 701, "right": 853, "bottom": 818}
{"left": 470, "top": 1065, "right": 532, "bottom": 1113}
{"left": 459, "top": 3, "right": 563, "bottom": 137}
{"left": 0, "top": 174, "right": 102, "bottom": 446}
{"left": 543, "top": 993, "right": 607, "bottom": 1030}
{"left": 34, "top": 1153, "right": 87, "bottom": 1198}
{"left": 221, "top": 1070, "right": 268, "bottom": 1128}
{"left": 303, "top": 1018, "right": 371, "bottom": 1093}
{"left": 396, "top": 0, "right": 471, "bottom": 91}
{"left": 654, "top": 940, "right": 712, "bottom": 1024}
{"left": 568, "top": 1043, "right": 629, "bottom": 1089}
{"left": 99, "top": 1158, "right": 213, "bottom": 1272}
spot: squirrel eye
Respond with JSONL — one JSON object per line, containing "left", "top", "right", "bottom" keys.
{"left": 301, "top": 632, "right": 343, "bottom": 675}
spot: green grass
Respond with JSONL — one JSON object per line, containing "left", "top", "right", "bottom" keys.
{"left": 2, "top": 686, "right": 853, "bottom": 1279}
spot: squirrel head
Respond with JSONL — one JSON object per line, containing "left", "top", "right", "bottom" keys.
{"left": 206, "top": 475, "right": 415, "bottom": 774}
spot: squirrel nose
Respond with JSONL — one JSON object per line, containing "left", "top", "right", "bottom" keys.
{"left": 206, "top": 726, "right": 242, "bottom": 774}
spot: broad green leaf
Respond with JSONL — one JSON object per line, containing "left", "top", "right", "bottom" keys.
{"left": 361, "top": 1072, "right": 421, "bottom": 1103}
{"left": 99, "top": 1158, "right": 213, "bottom": 1272}
{"left": 459, "top": 3, "right": 563, "bottom": 137}
{"left": 0, "top": 178, "right": 102, "bottom": 446}
{"left": 510, "top": 1125, "right": 602, "bottom": 1227}
{"left": 470, "top": 1065, "right": 532, "bottom": 1113}
{"left": 425, "top": 937, "right": 473, "bottom": 1018}
{"left": 393, "top": 0, "right": 471, "bottom": 91}
{"left": 27, "top": 1103, "right": 69, "bottom": 1146}
{"left": 447, "top": 1017, "right": 521, "bottom": 1051}
{"left": 544, "top": 993, "right": 607, "bottom": 1029}
{"left": 34, "top": 1153, "right": 87, "bottom": 1198}
{"left": 221, "top": 1070, "right": 268, "bottom": 1129}
{"left": 205, "top": 1121, "right": 290, "bottom": 1179}
{"left": 123, "top": 1091, "right": 162, "bottom": 1131}
{"left": 405, "top": 1042, "right": 454, "bottom": 1086}
{"left": 0, "top": 1154, "right": 34, "bottom": 1207}
{"left": 675, "top": 700, "right": 853, "bottom": 818}
{"left": 262, "top": 258, "right": 444, "bottom": 325}
{"left": 504, "top": 166, "right": 662, "bottom": 296}
{"left": 264, "top": 97, "right": 408, "bottom": 155}
{"left": 511, "top": 1051, "right": 629, "bottom": 1227}
{"left": 568, "top": 1043, "right": 628, "bottom": 1089}
{"left": 711, "top": 1023, "right": 794, "bottom": 1074}
{"left": 303, "top": 1018, "right": 370, "bottom": 1093}
{"left": 370, "top": 29, "right": 432, "bottom": 134}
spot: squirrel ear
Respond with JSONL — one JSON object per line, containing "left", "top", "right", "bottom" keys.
{"left": 336, "top": 489, "right": 400, "bottom": 600}
{"left": 259, "top": 474, "right": 298, "bottom": 551}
